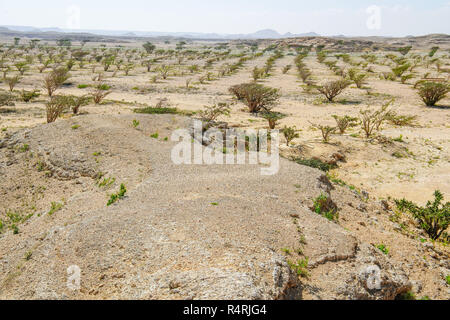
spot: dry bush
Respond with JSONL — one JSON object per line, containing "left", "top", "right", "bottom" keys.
{"left": 143, "top": 42, "right": 156, "bottom": 54}
{"left": 391, "top": 63, "right": 410, "bottom": 78}
{"left": 228, "top": 83, "right": 280, "bottom": 113}
{"left": 260, "top": 111, "right": 286, "bottom": 129}
{"left": 417, "top": 82, "right": 449, "bottom": 106}
{"left": 5, "top": 75, "right": 21, "bottom": 92}
{"left": 282, "top": 126, "right": 299, "bottom": 146}
{"left": 310, "top": 122, "right": 336, "bottom": 143}
{"left": 42, "top": 67, "right": 70, "bottom": 97}
{"left": 398, "top": 46, "right": 412, "bottom": 56}
{"left": 151, "top": 97, "right": 172, "bottom": 111}
{"left": 252, "top": 67, "right": 264, "bottom": 81}
{"left": 298, "top": 68, "right": 312, "bottom": 83}
{"left": 282, "top": 65, "right": 292, "bottom": 74}
{"left": 359, "top": 104, "right": 390, "bottom": 138}
{"left": 0, "top": 91, "right": 15, "bottom": 107}
{"left": 20, "top": 89, "right": 40, "bottom": 103}
{"left": 317, "top": 51, "right": 327, "bottom": 63}
{"left": 66, "top": 94, "right": 91, "bottom": 114}
{"left": 158, "top": 65, "right": 171, "bottom": 79}
{"left": 385, "top": 111, "right": 417, "bottom": 126}
{"left": 90, "top": 84, "right": 111, "bottom": 104}
{"left": 46, "top": 95, "right": 71, "bottom": 123}
{"left": 400, "top": 74, "right": 414, "bottom": 84}
{"left": 198, "top": 102, "right": 231, "bottom": 123}
{"left": 122, "top": 63, "right": 134, "bottom": 76}
{"left": 332, "top": 115, "right": 359, "bottom": 134}
{"left": 380, "top": 72, "right": 396, "bottom": 81}
{"left": 348, "top": 68, "right": 367, "bottom": 88}
{"left": 14, "top": 61, "right": 28, "bottom": 75}
{"left": 317, "top": 80, "right": 350, "bottom": 102}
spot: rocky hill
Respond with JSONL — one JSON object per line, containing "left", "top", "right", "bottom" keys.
{"left": 0, "top": 114, "right": 416, "bottom": 299}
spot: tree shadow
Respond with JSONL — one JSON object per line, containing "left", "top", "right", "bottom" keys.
{"left": 427, "top": 104, "right": 450, "bottom": 110}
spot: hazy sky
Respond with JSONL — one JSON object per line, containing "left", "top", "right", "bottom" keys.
{"left": 1, "top": 0, "right": 449, "bottom": 36}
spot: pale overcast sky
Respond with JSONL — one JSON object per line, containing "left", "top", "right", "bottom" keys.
{"left": 0, "top": 0, "right": 449, "bottom": 36}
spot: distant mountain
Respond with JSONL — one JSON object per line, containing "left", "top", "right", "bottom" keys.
{"left": 0, "top": 25, "right": 320, "bottom": 40}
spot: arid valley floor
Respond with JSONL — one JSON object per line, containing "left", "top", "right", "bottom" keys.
{"left": 0, "top": 33, "right": 449, "bottom": 299}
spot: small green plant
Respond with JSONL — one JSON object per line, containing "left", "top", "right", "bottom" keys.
{"left": 385, "top": 111, "right": 417, "bottom": 126}
{"left": 19, "top": 144, "right": 29, "bottom": 152}
{"left": 77, "top": 84, "right": 89, "bottom": 89}
{"left": 376, "top": 244, "right": 389, "bottom": 255}
{"left": 288, "top": 258, "right": 309, "bottom": 278}
{"left": 24, "top": 251, "right": 32, "bottom": 261}
{"left": 312, "top": 193, "right": 338, "bottom": 221}
{"left": 48, "top": 202, "right": 63, "bottom": 215}
{"left": 393, "top": 135, "right": 404, "bottom": 142}
{"left": 98, "top": 177, "right": 115, "bottom": 188}
{"left": 132, "top": 119, "right": 140, "bottom": 128}
{"left": 107, "top": 183, "right": 127, "bottom": 206}
{"left": 150, "top": 133, "right": 159, "bottom": 139}
{"left": 310, "top": 123, "right": 336, "bottom": 143}
{"left": 98, "top": 83, "right": 111, "bottom": 91}
{"left": 20, "top": 89, "right": 40, "bottom": 103}
{"left": 445, "top": 275, "right": 450, "bottom": 285}
{"left": 282, "top": 126, "right": 299, "bottom": 146}
{"left": 211, "top": 202, "right": 219, "bottom": 206}
{"left": 71, "top": 124, "right": 80, "bottom": 130}
{"left": 396, "top": 291, "right": 416, "bottom": 300}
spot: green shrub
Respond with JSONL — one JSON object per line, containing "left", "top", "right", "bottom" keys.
{"left": 296, "top": 158, "right": 337, "bottom": 172}
{"left": 288, "top": 258, "right": 309, "bottom": 278}
{"left": 317, "top": 80, "right": 350, "bottom": 102}
{"left": 48, "top": 202, "right": 63, "bottom": 215}
{"left": 198, "top": 102, "right": 231, "bottom": 122}
{"left": 312, "top": 193, "right": 338, "bottom": 221}
{"left": 0, "top": 91, "right": 16, "bottom": 107}
{"left": 417, "top": 82, "right": 449, "bottom": 107}
{"left": 395, "top": 190, "right": 449, "bottom": 240}
{"left": 332, "top": 115, "right": 359, "bottom": 134}
{"left": 260, "top": 111, "right": 286, "bottom": 129}
{"left": 281, "top": 126, "right": 299, "bottom": 146}
{"left": 107, "top": 184, "right": 127, "bottom": 206}
{"left": 20, "top": 89, "right": 40, "bottom": 103}
{"left": 134, "top": 106, "right": 178, "bottom": 114}
{"left": 385, "top": 111, "right": 417, "bottom": 126}
{"left": 396, "top": 291, "right": 416, "bottom": 300}
{"left": 376, "top": 244, "right": 389, "bottom": 255}
{"left": 229, "top": 83, "right": 280, "bottom": 113}
{"left": 392, "top": 64, "right": 410, "bottom": 78}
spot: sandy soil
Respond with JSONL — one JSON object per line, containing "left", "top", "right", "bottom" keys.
{"left": 0, "top": 37, "right": 449, "bottom": 299}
